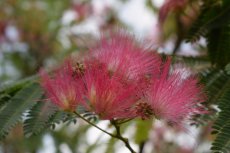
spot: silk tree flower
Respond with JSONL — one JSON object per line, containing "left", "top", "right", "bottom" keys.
{"left": 40, "top": 61, "right": 83, "bottom": 112}
{"left": 80, "top": 62, "right": 139, "bottom": 120}
{"left": 72, "top": 2, "right": 92, "bottom": 21}
{"left": 140, "top": 58, "right": 206, "bottom": 125}
{"left": 158, "top": 0, "right": 200, "bottom": 34}
{"left": 159, "top": 0, "right": 188, "bottom": 24}
{"left": 89, "top": 31, "right": 161, "bottom": 82}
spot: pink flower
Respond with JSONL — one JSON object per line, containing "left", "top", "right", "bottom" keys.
{"left": 159, "top": 0, "right": 188, "bottom": 24}
{"left": 89, "top": 31, "right": 161, "bottom": 82}
{"left": 72, "top": 2, "right": 92, "bottom": 21}
{"left": 40, "top": 61, "right": 83, "bottom": 111}
{"left": 80, "top": 62, "right": 138, "bottom": 120}
{"left": 140, "top": 58, "right": 206, "bottom": 125}
{"left": 39, "top": 29, "right": 207, "bottom": 124}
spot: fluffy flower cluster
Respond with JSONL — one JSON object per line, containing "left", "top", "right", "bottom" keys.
{"left": 40, "top": 31, "right": 206, "bottom": 126}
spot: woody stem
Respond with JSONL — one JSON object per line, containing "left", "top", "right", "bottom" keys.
{"left": 111, "top": 120, "right": 136, "bottom": 153}
{"left": 73, "top": 112, "right": 136, "bottom": 153}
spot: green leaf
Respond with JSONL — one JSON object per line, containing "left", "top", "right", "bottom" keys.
{"left": 0, "top": 75, "right": 38, "bottom": 93}
{"left": 202, "top": 69, "right": 230, "bottom": 104}
{"left": 47, "top": 111, "right": 70, "bottom": 130}
{"left": 212, "top": 88, "right": 230, "bottom": 131}
{"left": 211, "top": 82, "right": 230, "bottom": 152}
{"left": 0, "top": 82, "right": 43, "bottom": 140}
{"left": 199, "top": 68, "right": 230, "bottom": 152}
{"left": 134, "top": 119, "right": 153, "bottom": 144}
{"left": 207, "top": 21, "right": 230, "bottom": 67}
{"left": 0, "top": 75, "right": 39, "bottom": 109}
{"left": 23, "top": 101, "right": 58, "bottom": 137}
{"left": 0, "top": 94, "right": 11, "bottom": 111}
{"left": 186, "top": 0, "right": 230, "bottom": 42}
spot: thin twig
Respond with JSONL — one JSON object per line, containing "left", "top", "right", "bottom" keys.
{"left": 73, "top": 111, "right": 115, "bottom": 137}
{"left": 73, "top": 112, "right": 136, "bottom": 153}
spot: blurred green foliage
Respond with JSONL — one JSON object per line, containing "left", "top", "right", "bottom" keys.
{"left": 1, "top": 0, "right": 230, "bottom": 153}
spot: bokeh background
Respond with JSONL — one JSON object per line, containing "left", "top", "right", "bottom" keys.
{"left": 0, "top": 0, "right": 213, "bottom": 153}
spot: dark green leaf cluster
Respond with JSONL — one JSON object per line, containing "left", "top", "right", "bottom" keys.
{"left": 0, "top": 78, "right": 97, "bottom": 140}
{"left": 186, "top": 0, "right": 230, "bottom": 151}
{"left": 201, "top": 68, "right": 230, "bottom": 152}
{"left": 0, "top": 82, "right": 43, "bottom": 139}
{"left": 211, "top": 71, "right": 230, "bottom": 152}
{"left": 187, "top": 0, "right": 229, "bottom": 42}
{"left": 187, "top": 0, "right": 230, "bottom": 68}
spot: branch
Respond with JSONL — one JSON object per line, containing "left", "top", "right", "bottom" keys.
{"left": 111, "top": 120, "right": 136, "bottom": 153}
{"left": 73, "top": 112, "right": 136, "bottom": 153}
{"left": 73, "top": 111, "right": 115, "bottom": 137}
